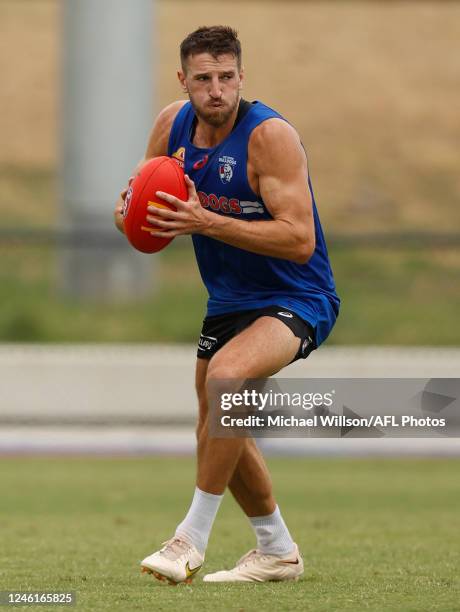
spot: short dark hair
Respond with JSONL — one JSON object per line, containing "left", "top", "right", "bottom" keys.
{"left": 180, "top": 26, "right": 242, "bottom": 71}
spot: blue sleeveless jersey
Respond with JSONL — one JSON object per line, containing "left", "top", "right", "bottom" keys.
{"left": 167, "top": 101, "right": 340, "bottom": 346}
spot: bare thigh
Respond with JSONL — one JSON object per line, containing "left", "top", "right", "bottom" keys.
{"left": 196, "top": 315, "right": 300, "bottom": 421}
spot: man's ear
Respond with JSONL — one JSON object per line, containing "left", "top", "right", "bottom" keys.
{"left": 238, "top": 66, "right": 245, "bottom": 90}
{"left": 177, "top": 69, "right": 188, "bottom": 93}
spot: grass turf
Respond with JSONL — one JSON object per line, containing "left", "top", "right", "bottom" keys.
{"left": 1, "top": 242, "right": 459, "bottom": 345}
{"left": 0, "top": 457, "right": 459, "bottom": 611}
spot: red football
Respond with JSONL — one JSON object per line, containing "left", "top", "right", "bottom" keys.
{"left": 122, "top": 156, "right": 187, "bottom": 253}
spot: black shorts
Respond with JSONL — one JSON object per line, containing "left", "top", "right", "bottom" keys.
{"left": 197, "top": 305, "right": 316, "bottom": 362}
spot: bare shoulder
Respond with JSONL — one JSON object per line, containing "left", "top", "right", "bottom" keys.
{"left": 145, "top": 99, "right": 188, "bottom": 158}
{"left": 248, "top": 118, "right": 306, "bottom": 174}
{"left": 156, "top": 99, "right": 188, "bottom": 130}
{"left": 250, "top": 117, "right": 300, "bottom": 147}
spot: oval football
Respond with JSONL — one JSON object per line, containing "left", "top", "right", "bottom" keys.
{"left": 123, "top": 156, "right": 187, "bottom": 254}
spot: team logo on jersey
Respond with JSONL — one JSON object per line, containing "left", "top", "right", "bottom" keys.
{"left": 218, "top": 155, "right": 236, "bottom": 184}
{"left": 172, "top": 147, "right": 185, "bottom": 168}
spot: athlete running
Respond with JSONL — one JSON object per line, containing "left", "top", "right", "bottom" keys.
{"left": 114, "top": 25, "right": 340, "bottom": 584}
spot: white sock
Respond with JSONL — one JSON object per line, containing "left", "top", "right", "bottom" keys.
{"left": 249, "top": 505, "right": 295, "bottom": 556}
{"left": 175, "top": 487, "right": 223, "bottom": 555}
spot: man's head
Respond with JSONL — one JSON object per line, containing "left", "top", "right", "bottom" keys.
{"left": 178, "top": 26, "right": 244, "bottom": 128}
{"left": 180, "top": 26, "right": 242, "bottom": 72}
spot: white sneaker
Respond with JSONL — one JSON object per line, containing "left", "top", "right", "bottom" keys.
{"left": 140, "top": 537, "right": 204, "bottom": 585}
{"left": 202, "top": 543, "right": 304, "bottom": 583}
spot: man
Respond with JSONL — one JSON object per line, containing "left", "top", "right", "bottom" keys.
{"left": 114, "top": 26, "right": 339, "bottom": 584}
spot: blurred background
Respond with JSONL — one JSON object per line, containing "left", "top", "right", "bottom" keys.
{"left": 0, "top": 0, "right": 459, "bottom": 454}
{"left": 2, "top": 6, "right": 459, "bottom": 609}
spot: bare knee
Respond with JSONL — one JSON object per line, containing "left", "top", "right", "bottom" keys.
{"left": 205, "top": 359, "right": 247, "bottom": 403}
{"left": 196, "top": 357, "right": 244, "bottom": 441}
{"left": 206, "top": 358, "right": 246, "bottom": 383}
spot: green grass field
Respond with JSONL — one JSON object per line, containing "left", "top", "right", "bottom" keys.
{"left": 1, "top": 241, "right": 459, "bottom": 345}
{"left": 1, "top": 457, "right": 459, "bottom": 611}
{"left": 1, "top": 164, "right": 459, "bottom": 345}
{"left": 1, "top": 1, "right": 459, "bottom": 347}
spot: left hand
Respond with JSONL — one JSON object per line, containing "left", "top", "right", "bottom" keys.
{"left": 145, "top": 175, "right": 211, "bottom": 238}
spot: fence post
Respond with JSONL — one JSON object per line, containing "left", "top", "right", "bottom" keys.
{"left": 60, "top": 0, "right": 155, "bottom": 300}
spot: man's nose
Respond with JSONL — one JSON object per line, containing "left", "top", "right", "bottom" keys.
{"left": 209, "top": 76, "right": 222, "bottom": 98}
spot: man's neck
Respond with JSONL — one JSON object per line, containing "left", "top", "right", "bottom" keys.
{"left": 193, "top": 98, "right": 241, "bottom": 148}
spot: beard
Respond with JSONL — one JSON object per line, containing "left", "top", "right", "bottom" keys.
{"left": 190, "top": 94, "right": 240, "bottom": 128}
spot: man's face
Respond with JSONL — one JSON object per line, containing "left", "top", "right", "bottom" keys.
{"left": 178, "top": 53, "right": 243, "bottom": 128}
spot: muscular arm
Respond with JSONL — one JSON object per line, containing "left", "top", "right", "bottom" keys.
{"left": 113, "top": 100, "right": 186, "bottom": 233}
{"left": 149, "top": 119, "right": 315, "bottom": 264}
{"left": 204, "top": 119, "right": 315, "bottom": 263}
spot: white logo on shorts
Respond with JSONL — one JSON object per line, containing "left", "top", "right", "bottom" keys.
{"left": 198, "top": 334, "right": 218, "bottom": 351}
{"left": 277, "top": 311, "right": 293, "bottom": 319}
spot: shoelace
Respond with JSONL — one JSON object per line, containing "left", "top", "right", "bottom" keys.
{"left": 236, "top": 549, "right": 270, "bottom": 568}
{"left": 159, "top": 537, "right": 191, "bottom": 560}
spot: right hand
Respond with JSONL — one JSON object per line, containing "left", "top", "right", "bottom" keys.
{"left": 114, "top": 158, "right": 151, "bottom": 234}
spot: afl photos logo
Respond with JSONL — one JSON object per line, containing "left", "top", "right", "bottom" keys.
{"left": 218, "top": 155, "right": 236, "bottom": 184}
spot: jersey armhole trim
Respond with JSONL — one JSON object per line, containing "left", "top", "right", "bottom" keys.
{"left": 167, "top": 102, "right": 191, "bottom": 156}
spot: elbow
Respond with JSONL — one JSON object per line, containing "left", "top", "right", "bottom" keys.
{"left": 292, "top": 237, "right": 315, "bottom": 265}
{"left": 293, "top": 249, "right": 313, "bottom": 265}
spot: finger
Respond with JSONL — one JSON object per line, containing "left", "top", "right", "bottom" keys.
{"left": 185, "top": 174, "right": 197, "bottom": 198}
{"left": 156, "top": 191, "right": 186, "bottom": 209}
{"left": 146, "top": 205, "right": 179, "bottom": 219}
{"left": 146, "top": 215, "right": 182, "bottom": 227}
{"left": 149, "top": 230, "right": 181, "bottom": 239}
{"left": 146, "top": 218, "right": 177, "bottom": 229}
{"left": 144, "top": 216, "right": 163, "bottom": 228}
